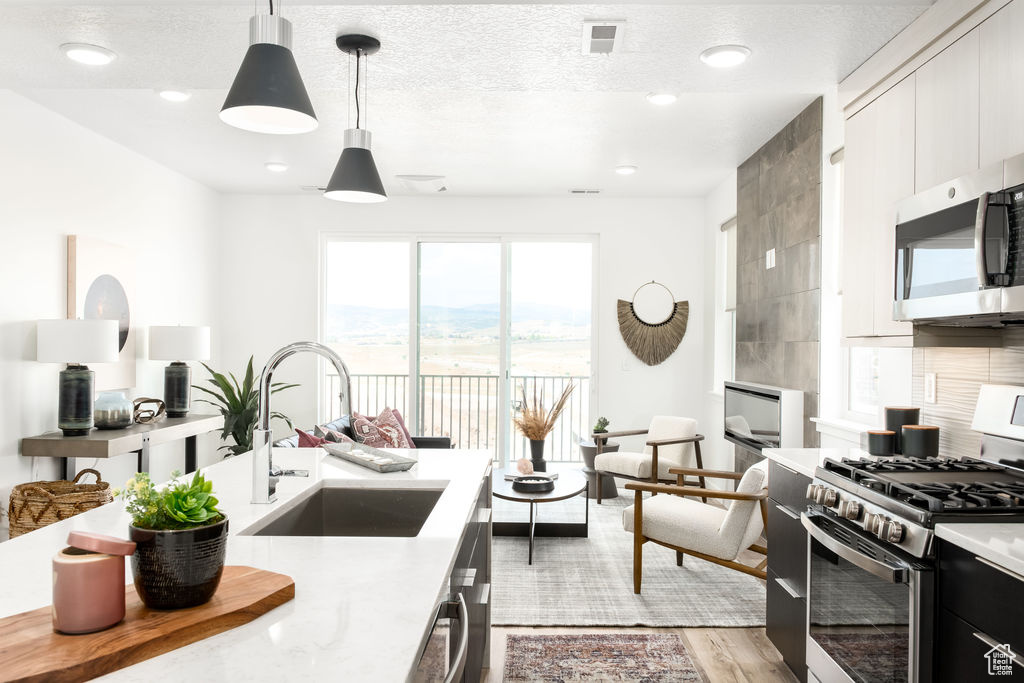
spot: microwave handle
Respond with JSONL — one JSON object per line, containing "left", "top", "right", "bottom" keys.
{"left": 802, "top": 512, "right": 907, "bottom": 583}
{"left": 975, "top": 192, "right": 991, "bottom": 288}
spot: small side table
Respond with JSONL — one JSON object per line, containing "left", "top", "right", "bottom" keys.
{"left": 21, "top": 414, "right": 222, "bottom": 479}
{"left": 579, "top": 440, "right": 619, "bottom": 500}
{"left": 493, "top": 469, "right": 588, "bottom": 565}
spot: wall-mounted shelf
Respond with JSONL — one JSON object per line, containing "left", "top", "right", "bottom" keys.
{"left": 21, "top": 414, "right": 222, "bottom": 479}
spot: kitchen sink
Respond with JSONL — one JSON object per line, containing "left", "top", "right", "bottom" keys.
{"left": 245, "top": 485, "right": 445, "bottom": 538}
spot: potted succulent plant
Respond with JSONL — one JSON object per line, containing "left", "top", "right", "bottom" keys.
{"left": 593, "top": 417, "right": 610, "bottom": 434}
{"left": 115, "top": 470, "right": 227, "bottom": 610}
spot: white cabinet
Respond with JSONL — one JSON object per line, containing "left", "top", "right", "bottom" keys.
{"left": 842, "top": 76, "right": 916, "bottom": 339}
{"left": 980, "top": 0, "right": 1024, "bottom": 167}
{"left": 915, "top": 28, "right": 980, "bottom": 191}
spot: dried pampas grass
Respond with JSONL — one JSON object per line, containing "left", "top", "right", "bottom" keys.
{"left": 513, "top": 382, "right": 575, "bottom": 440}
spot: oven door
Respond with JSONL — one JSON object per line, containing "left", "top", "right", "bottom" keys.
{"left": 802, "top": 512, "right": 933, "bottom": 683}
{"left": 893, "top": 161, "right": 1007, "bottom": 323}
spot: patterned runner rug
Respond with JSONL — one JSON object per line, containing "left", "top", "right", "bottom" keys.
{"left": 503, "top": 633, "right": 706, "bottom": 682}
{"left": 492, "top": 490, "right": 766, "bottom": 626}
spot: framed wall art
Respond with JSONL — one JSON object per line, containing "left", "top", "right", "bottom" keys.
{"left": 67, "top": 235, "right": 136, "bottom": 390}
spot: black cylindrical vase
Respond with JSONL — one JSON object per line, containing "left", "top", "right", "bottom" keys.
{"left": 58, "top": 364, "right": 94, "bottom": 436}
{"left": 164, "top": 362, "right": 191, "bottom": 418}
{"left": 866, "top": 430, "right": 897, "bottom": 456}
{"left": 130, "top": 517, "right": 228, "bottom": 610}
{"left": 902, "top": 425, "right": 940, "bottom": 458}
{"left": 529, "top": 439, "right": 547, "bottom": 472}
{"left": 885, "top": 407, "right": 920, "bottom": 454}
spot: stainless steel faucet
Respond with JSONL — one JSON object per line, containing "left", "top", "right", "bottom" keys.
{"left": 252, "top": 341, "right": 352, "bottom": 504}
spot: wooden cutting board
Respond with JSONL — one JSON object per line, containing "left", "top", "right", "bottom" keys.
{"left": 0, "top": 565, "right": 295, "bottom": 683}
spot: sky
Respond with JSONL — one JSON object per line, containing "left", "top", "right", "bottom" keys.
{"left": 325, "top": 240, "right": 592, "bottom": 311}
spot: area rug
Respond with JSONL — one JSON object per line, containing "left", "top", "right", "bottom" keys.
{"left": 491, "top": 491, "right": 766, "bottom": 626}
{"left": 503, "top": 633, "right": 706, "bottom": 682}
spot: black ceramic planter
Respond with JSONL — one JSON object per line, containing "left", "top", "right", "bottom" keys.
{"left": 129, "top": 517, "right": 228, "bottom": 610}
{"left": 529, "top": 439, "right": 547, "bottom": 472}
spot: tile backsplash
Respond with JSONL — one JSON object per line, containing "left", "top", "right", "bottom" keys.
{"left": 912, "top": 331, "right": 1024, "bottom": 458}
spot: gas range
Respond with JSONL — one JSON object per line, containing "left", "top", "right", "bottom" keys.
{"left": 808, "top": 455, "right": 1024, "bottom": 559}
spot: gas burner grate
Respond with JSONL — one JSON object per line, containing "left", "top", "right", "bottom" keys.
{"left": 893, "top": 481, "right": 1024, "bottom": 512}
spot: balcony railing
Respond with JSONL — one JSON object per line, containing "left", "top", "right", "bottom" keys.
{"left": 325, "top": 373, "right": 591, "bottom": 462}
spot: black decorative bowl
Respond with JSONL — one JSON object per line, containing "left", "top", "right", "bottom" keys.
{"left": 129, "top": 517, "right": 228, "bottom": 610}
{"left": 512, "top": 475, "right": 555, "bottom": 493}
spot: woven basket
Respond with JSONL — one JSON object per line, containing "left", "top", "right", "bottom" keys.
{"left": 7, "top": 469, "right": 113, "bottom": 538}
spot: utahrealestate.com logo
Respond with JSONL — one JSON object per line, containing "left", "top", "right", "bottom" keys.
{"left": 984, "top": 643, "right": 1018, "bottom": 676}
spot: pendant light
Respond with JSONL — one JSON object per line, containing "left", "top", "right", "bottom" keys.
{"left": 220, "top": 0, "right": 317, "bottom": 135}
{"left": 324, "top": 34, "right": 387, "bottom": 203}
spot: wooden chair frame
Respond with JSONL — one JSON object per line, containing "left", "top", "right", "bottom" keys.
{"left": 625, "top": 467, "right": 768, "bottom": 594}
{"left": 593, "top": 429, "right": 706, "bottom": 504}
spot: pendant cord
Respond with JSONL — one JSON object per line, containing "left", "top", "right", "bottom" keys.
{"left": 269, "top": 0, "right": 274, "bottom": 15}
{"left": 355, "top": 50, "right": 362, "bottom": 129}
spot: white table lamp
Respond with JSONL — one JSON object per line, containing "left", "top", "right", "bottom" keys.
{"left": 37, "top": 319, "right": 119, "bottom": 436}
{"left": 149, "top": 326, "right": 211, "bottom": 417}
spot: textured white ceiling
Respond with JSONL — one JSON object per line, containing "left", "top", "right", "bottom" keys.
{"left": 0, "top": 2, "right": 930, "bottom": 196}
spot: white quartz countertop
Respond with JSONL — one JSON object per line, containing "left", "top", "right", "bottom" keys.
{"left": 763, "top": 447, "right": 875, "bottom": 479}
{"left": 0, "top": 447, "right": 493, "bottom": 682}
{"left": 935, "top": 523, "right": 1024, "bottom": 579}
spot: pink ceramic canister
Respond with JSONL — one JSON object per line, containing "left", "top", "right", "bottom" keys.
{"left": 52, "top": 531, "right": 136, "bottom": 634}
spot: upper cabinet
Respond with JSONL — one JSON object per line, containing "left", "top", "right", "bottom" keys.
{"left": 980, "top": 0, "right": 1024, "bottom": 166}
{"left": 915, "top": 28, "right": 980, "bottom": 191}
{"left": 843, "top": 76, "right": 916, "bottom": 338}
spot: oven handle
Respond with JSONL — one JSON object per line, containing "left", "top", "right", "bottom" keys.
{"left": 975, "top": 191, "right": 991, "bottom": 288}
{"left": 801, "top": 512, "right": 908, "bottom": 584}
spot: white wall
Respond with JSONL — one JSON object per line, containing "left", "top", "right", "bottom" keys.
{"left": 700, "top": 171, "right": 738, "bottom": 479}
{"left": 218, "top": 194, "right": 706, "bottom": 456}
{"left": 0, "top": 91, "right": 223, "bottom": 537}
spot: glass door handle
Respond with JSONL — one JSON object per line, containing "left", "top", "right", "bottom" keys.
{"left": 802, "top": 512, "right": 907, "bottom": 584}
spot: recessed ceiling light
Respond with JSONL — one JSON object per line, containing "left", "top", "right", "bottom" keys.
{"left": 699, "top": 44, "right": 751, "bottom": 68}
{"left": 615, "top": 165, "right": 638, "bottom": 176}
{"left": 646, "top": 92, "right": 677, "bottom": 106}
{"left": 158, "top": 89, "right": 191, "bottom": 103}
{"left": 265, "top": 161, "right": 289, "bottom": 173}
{"left": 60, "top": 43, "right": 117, "bottom": 66}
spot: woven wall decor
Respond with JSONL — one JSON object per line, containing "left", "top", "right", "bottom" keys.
{"left": 617, "top": 281, "right": 688, "bottom": 366}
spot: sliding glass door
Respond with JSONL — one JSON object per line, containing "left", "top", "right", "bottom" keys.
{"left": 322, "top": 236, "right": 594, "bottom": 464}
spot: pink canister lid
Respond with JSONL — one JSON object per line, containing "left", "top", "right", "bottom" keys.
{"left": 67, "top": 531, "right": 136, "bottom": 556}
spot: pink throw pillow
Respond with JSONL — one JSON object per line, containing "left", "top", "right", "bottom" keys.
{"left": 314, "top": 424, "right": 355, "bottom": 444}
{"left": 351, "top": 408, "right": 413, "bottom": 449}
{"left": 391, "top": 409, "right": 417, "bottom": 449}
{"left": 296, "top": 429, "right": 327, "bottom": 448}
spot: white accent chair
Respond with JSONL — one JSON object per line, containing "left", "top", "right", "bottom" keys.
{"left": 592, "top": 416, "right": 706, "bottom": 504}
{"left": 622, "top": 460, "right": 769, "bottom": 593}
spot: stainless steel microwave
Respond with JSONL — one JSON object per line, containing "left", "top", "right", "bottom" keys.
{"left": 893, "top": 153, "right": 1024, "bottom": 326}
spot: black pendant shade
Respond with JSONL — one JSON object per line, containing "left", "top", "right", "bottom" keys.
{"left": 324, "top": 145, "right": 387, "bottom": 203}
{"left": 220, "top": 15, "right": 317, "bottom": 135}
{"left": 323, "top": 34, "right": 387, "bottom": 203}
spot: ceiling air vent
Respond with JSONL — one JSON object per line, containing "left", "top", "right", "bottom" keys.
{"left": 582, "top": 20, "right": 625, "bottom": 55}
{"left": 569, "top": 189, "right": 602, "bottom": 195}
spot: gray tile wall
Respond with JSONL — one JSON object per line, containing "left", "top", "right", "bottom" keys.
{"left": 736, "top": 98, "right": 823, "bottom": 449}
{"left": 912, "top": 331, "right": 1024, "bottom": 458}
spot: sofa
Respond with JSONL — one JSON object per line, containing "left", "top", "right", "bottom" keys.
{"left": 275, "top": 416, "right": 452, "bottom": 449}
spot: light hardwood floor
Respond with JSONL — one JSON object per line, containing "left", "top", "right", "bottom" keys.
{"left": 484, "top": 626, "right": 799, "bottom": 682}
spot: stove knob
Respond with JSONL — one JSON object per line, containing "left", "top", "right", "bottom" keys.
{"left": 839, "top": 500, "right": 861, "bottom": 520}
{"left": 873, "top": 517, "right": 892, "bottom": 539}
{"left": 865, "top": 513, "right": 884, "bottom": 535}
{"left": 883, "top": 521, "right": 904, "bottom": 544}
{"left": 822, "top": 489, "right": 838, "bottom": 508}
{"left": 806, "top": 484, "right": 820, "bottom": 502}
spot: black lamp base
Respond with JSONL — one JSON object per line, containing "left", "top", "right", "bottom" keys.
{"left": 58, "top": 364, "right": 94, "bottom": 436}
{"left": 164, "top": 362, "right": 191, "bottom": 418}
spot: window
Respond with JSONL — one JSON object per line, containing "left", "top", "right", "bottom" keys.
{"left": 713, "top": 218, "right": 737, "bottom": 392}
{"left": 847, "top": 346, "right": 880, "bottom": 417}
{"left": 321, "top": 235, "right": 596, "bottom": 464}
